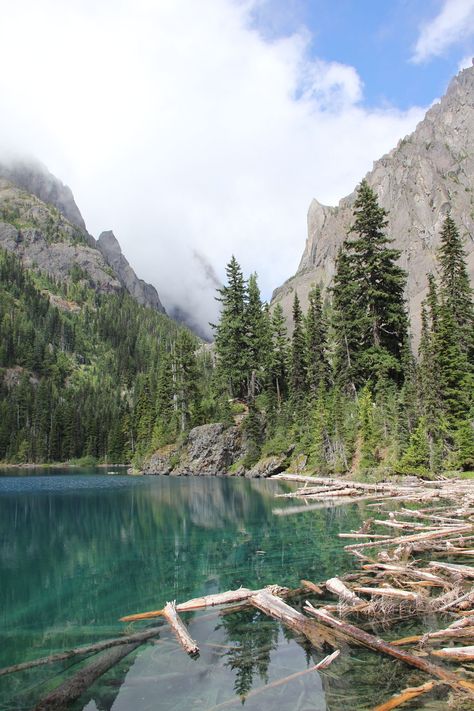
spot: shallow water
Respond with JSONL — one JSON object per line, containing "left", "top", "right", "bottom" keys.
{"left": 0, "top": 471, "right": 446, "bottom": 710}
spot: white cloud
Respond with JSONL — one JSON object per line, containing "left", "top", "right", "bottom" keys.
{"left": 459, "top": 53, "right": 474, "bottom": 69}
{"left": 0, "top": 0, "right": 425, "bottom": 336}
{"left": 412, "top": 0, "right": 474, "bottom": 63}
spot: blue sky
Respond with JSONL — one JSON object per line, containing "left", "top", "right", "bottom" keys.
{"left": 0, "top": 0, "right": 473, "bottom": 331}
{"left": 251, "top": 0, "right": 474, "bottom": 108}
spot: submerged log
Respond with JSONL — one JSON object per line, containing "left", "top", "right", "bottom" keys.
{"left": 303, "top": 603, "right": 474, "bottom": 695}
{"left": 0, "top": 627, "right": 160, "bottom": 678}
{"left": 34, "top": 640, "right": 141, "bottom": 711}
{"left": 372, "top": 681, "right": 438, "bottom": 711}
{"left": 163, "top": 601, "right": 199, "bottom": 655}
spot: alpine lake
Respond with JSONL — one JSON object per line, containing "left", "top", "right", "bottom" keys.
{"left": 0, "top": 470, "right": 443, "bottom": 710}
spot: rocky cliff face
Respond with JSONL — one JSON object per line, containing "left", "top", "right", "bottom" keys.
{"left": 272, "top": 65, "right": 474, "bottom": 339}
{"left": 0, "top": 160, "right": 168, "bottom": 313}
{"left": 97, "top": 230, "right": 166, "bottom": 313}
{"left": 0, "top": 159, "right": 87, "bottom": 233}
{"left": 0, "top": 178, "right": 122, "bottom": 293}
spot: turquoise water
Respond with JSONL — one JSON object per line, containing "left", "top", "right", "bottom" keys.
{"left": 0, "top": 471, "right": 437, "bottom": 710}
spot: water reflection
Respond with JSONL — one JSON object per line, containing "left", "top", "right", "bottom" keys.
{"left": 0, "top": 473, "right": 384, "bottom": 710}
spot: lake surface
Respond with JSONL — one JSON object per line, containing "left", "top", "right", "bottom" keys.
{"left": 0, "top": 471, "right": 431, "bottom": 710}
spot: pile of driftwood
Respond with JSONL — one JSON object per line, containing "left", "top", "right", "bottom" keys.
{"left": 2, "top": 474, "right": 474, "bottom": 710}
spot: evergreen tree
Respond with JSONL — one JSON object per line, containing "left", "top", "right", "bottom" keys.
{"left": 305, "top": 285, "right": 329, "bottom": 394}
{"left": 245, "top": 273, "right": 266, "bottom": 398}
{"left": 289, "top": 293, "right": 307, "bottom": 399}
{"left": 174, "top": 330, "right": 200, "bottom": 432}
{"left": 268, "top": 304, "right": 289, "bottom": 409}
{"left": 333, "top": 180, "right": 408, "bottom": 386}
{"left": 214, "top": 256, "right": 248, "bottom": 398}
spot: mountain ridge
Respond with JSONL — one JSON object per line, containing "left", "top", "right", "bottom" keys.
{"left": 271, "top": 64, "right": 474, "bottom": 340}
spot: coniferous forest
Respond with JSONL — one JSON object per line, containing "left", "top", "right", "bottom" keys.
{"left": 1, "top": 181, "right": 473, "bottom": 476}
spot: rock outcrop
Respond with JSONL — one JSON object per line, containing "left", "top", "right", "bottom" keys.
{"left": 0, "top": 161, "right": 168, "bottom": 314}
{"left": 97, "top": 230, "right": 166, "bottom": 313}
{"left": 0, "top": 178, "right": 121, "bottom": 293}
{"left": 0, "top": 158, "right": 87, "bottom": 232}
{"left": 272, "top": 65, "right": 474, "bottom": 340}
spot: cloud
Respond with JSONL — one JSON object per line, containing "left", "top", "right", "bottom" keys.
{"left": 0, "top": 0, "right": 426, "bottom": 337}
{"left": 412, "top": 0, "right": 474, "bottom": 63}
{"left": 459, "top": 53, "right": 474, "bottom": 69}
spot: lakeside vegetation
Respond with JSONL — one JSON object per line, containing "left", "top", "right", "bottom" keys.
{"left": 1, "top": 181, "right": 473, "bottom": 476}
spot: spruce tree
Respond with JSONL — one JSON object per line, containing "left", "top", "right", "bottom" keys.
{"left": 290, "top": 293, "right": 307, "bottom": 399}
{"left": 214, "top": 256, "right": 248, "bottom": 398}
{"left": 269, "top": 304, "right": 289, "bottom": 409}
{"left": 305, "top": 285, "right": 329, "bottom": 394}
{"left": 333, "top": 180, "right": 408, "bottom": 387}
{"left": 245, "top": 273, "right": 266, "bottom": 398}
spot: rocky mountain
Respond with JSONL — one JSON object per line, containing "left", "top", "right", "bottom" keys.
{"left": 0, "top": 159, "right": 167, "bottom": 313}
{"left": 97, "top": 230, "right": 165, "bottom": 313}
{"left": 272, "top": 64, "right": 474, "bottom": 340}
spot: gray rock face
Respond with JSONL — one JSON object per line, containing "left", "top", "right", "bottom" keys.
{"left": 97, "top": 230, "right": 166, "bottom": 313}
{"left": 0, "top": 158, "right": 87, "bottom": 232}
{"left": 245, "top": 454, "right": 287, "bottom": 478}
{"left": 0, "top": 179, "right": 121, "bottom": 293}
{"left": 272, "top": 65, "right": 474, "bottom": 341}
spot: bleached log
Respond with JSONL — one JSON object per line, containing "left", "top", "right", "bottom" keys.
{"left": 325, "top": 577, "right": 364, "bottom": 606}
{"left": 314, "top": 649, "right": 340, "bottom": 669}
{"left": 345, "top": 525, "right": 472, "bottom": 551}
{"left": 429, "top": 561, "right": 474, "bottom": 578}
{"left": 163, "top": 601, "right": 199, "bottom": 655}
{"left": 432, "top": 645, "right": 474, "bottom": 661}
{"left": 353, "top": 586, "right": 420, "bottom": 601}
{"left": 120, "top": 584, "right": 287, "bottom": 622}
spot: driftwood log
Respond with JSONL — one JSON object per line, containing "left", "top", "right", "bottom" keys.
{"left": 163, "top": 601, "right": 199, "bottom": 655}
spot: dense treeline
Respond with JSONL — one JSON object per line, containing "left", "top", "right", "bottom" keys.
{"left": 1, "top": 180, "right": 473, "bottom": 475}
{"left": 0, "top": 253, "right": 212, "bottom": 464}
{"left": 212, "top": 182, "right": 474, "bottom": 476}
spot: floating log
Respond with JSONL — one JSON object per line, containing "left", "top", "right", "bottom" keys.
{"left": 429, "top": 561, "right": 474, "bottom": 578}
{"left": 325, "top": 577, "right": 364, "bottom": 606}
{"left": 353, "top": 586, "right": 420, "bottom": 601}
{"left": 303, "top": 603, "right": 474, "bottom": 695}
{"left": 361, "top": 563, "right": 447, "bottom": 586}
{"left": 432, "top": 645, "right": 474, "bottom": 661}
{"left": 120, "top": 585, "right": 287, "bottom": 622}
{"left": 0, "top": 626, "right": 160, "bottom": 678}
{"left": 315, "top": 649, "right": 340, "bottom": 669}
{"left": 339, "top": 533, "right": 391, "bottom": 540}
{"left": 372, "top": 681, "right": 438, "bottom": 711}
{"left": 163, "top": 601, "right": 199, "bottom": 655}
{"left": 34, "top": 640, "right": 141, "bottom": 711}
{"left": 345, "top": 525, "right": 472, "bottom": 551}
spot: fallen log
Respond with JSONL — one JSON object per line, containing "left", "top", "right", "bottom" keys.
{"left": 372, "top": 680, "right": 438, "bottom": 711}
{"left": 353, "top": 586, "right": 420, "bottom": 601}
{"left": 432, "top": 645, "right": 474, "bottom": 661}
{"left": 303, "top": 603, "right": 474, "bottom": 695}
{"left": 429, "top": 561, "right": 474, "bottom": 578}
{"left": 345, "top": 526, "right": 473, "bottom": 551}
{"left": 339, "top": 533, "right": 391, "bottom": 540}
{"left": 163, "top": 601, "right": 199, "bottom": 655}
{"left": 120, "top": 585, "right": 287, "bottom": 622}
{"left": 0, "top": 626, "right": 160, "bottom": 678}
{"left": 249, "top": 590, "right": 340, "bottom": 650}
{"left": 325, "top": 577, "right": 364, "bottom": 606}
{"left": 34, "top": 640, "right": 141, "bottom": 711}
{"left": 300, "top": 579, "right": 324, "bottom": 595}
{"left": 361, "top": 563, "right": 447, "bottom": 586}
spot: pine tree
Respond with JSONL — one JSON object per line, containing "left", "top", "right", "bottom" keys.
{"left": 174, "top": 330, "right": 199, "bottom": 432}
{"left": 245, "top": 273, "right": 266, "bottom": 399}
{"left": 214, "top": 256, "right": 248, "bottom": 398}
{"left": 333, "top": 180, "right": 408, "bottom": 387}
{"left": 268, "top": 304, "right": 289, "bottom": 409}
{"left": 289, "top": 293, "right": 307, "bottom": 399}
{"left": 305, "top": 285, "right": 329, "bottom": 394}
{"left": 438, "top": 215, "right": 474, "bottom": 356}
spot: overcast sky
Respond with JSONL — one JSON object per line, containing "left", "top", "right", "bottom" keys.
{"left": 1, "top": 0, "right": 473, "bottom": 335}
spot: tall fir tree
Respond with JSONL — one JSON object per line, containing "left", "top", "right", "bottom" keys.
{"left": 214, "top": 256, "right": 248, "bottom": 398}
{"left": 290, "top": 293, "right": 307, "bottom": 399}
{"left": 333, "top": 180, "right": 408, "bottom": 387}
{"left": 305, "top": 285, "right": 329, "bottom": 394}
